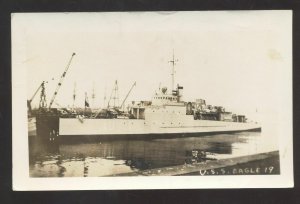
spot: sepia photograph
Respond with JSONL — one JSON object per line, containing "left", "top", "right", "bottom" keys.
{"left": 12, "top": 11, "right": 293, "bottom": 190}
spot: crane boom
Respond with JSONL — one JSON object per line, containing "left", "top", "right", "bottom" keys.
{"left": 27, "top": 81, "right": 46, "bottom": 114}
{"left": 29, "top": 81, "right": 44, "bottom": 102}
{"left": 49, "top": 53, "right": 76, "bottom": 109}
{"left": 120, "top": 81, "right": 136, "bottom": 109}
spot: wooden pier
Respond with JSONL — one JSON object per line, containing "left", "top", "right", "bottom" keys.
{"left": 114, "top": 151, "right": 279, "bottom": 176}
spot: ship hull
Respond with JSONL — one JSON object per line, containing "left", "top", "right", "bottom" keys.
{"left": 59, "top": 118, "right": 261, "bottom": 138}
{"left": 57, "top": 128, "right": 261, "bottom": 143}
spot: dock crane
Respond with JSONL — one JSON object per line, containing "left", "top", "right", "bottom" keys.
{"left": 119, "top": 81, "right": 136, "bottom": 110}
{"left": 48, "top": 53, "right": 76, "bottom": 109}
{"left": 27, "top": 81, "right": 47, "bottom": 114}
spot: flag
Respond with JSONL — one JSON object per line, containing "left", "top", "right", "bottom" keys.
{"left": 85, "top": 92, "right": 89, "bottom": 108}
{"left": 85, "top": 100, "right": 89, "bottom": 108}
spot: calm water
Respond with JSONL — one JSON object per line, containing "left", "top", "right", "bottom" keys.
{"left": 29, "top": 130, "right": 278, "bottom": 177}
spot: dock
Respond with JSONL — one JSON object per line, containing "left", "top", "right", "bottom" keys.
{"left": 113, "top": 151, "right": 279, "bottom": 176}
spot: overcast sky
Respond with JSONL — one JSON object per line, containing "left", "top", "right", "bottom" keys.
{"left": 12, "top": 11, "right": 292, "bottom": 121}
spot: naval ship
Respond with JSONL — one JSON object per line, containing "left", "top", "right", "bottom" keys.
{"left": 32, "top": 52, "right": 261, "bottom": 141}
{"left": 59, "top": 84, "right": 261, "bottom": 137}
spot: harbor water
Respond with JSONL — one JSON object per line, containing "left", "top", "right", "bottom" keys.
{"left": 29, "top": 129, "right": 279, "bottom": 177}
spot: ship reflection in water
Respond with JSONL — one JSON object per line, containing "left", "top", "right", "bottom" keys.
{"left": 29, "top": 131, "right": 277, "bottom": 177}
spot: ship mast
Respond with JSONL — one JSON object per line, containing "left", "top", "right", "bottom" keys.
{"left": 108, "top": 80, "right": 119, "bottom": 108}
{"left": 168, "top": 49, "right": 178, "bottom": 91}
{"left": 91, "top": 82, "right": 95, "bottom": 109}
{"left": 113, "top": 80, "right": 119, "bottom": 108}
{"left": 103, "top": 85, "right": 107, "bottom": 108}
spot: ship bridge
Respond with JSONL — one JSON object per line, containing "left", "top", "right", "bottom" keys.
{"left": 129, "top": 85, "right": 186, "bottom": 120}
{"left": 151, "top": 85, "right": 184, "bottom": 106}
{"left": 152, "top": 92, "right": 178, "bottom": 106}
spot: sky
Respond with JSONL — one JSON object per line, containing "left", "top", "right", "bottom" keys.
{"left": 12, "top": 11, "right": 292, "bottom": 122}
